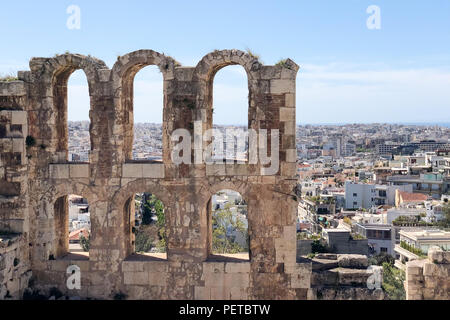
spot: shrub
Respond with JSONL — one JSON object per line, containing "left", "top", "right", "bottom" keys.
{"left": 382, "top": 262, "right": 406, "bottom": 300}
{"left": 134, "top": 227, "right": 153, "bottom": 253}
{"left": 311, "top": 240, "right": 328, "bottom": 254}
{"left": 400, "top": 241, "right": 426, "bottom": 257}
{"left": 0, "top": 73, "right": 18, "bottom": 82}
{"left": 369, "top": 253, "right": 395, "bottom": 266}
{"left": 26, "top": 136, "right": 36, "bottom": 147}
{"left": 80, "top": 234, "right": 90, "bottom": 252}
{"left": 245, "top": 48, "right": 261, "bottom": 61}
{"left": 275, "top": 58, "right": 292, "bottom": 69}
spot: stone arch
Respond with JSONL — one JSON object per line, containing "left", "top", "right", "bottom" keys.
{"left": 42, "top": 181, "right": 95, "bottom": 259}
{"left": 199, "top": 179, "right": 251, "bottom": 208}
{"left": 111, "top": 50, "right": 180, "bottom": 163}
{"left": 110, "top": 179, "right": 173, "bottom": 258}
{"left": 30, "top": 54, "right": 107, "bottom": 161}
{"left": 198, "top": 179, "right": 252, "bottom": 260}
{"left": 52, "top": 181, "right": 95, "bottom": 205}
{"left": 193, "top": 50, "right": 262, "bottom": 163}
{"left": 193, "top": 49, "right": 261, "bottom": 83}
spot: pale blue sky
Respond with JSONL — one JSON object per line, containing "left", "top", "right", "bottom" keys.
{"left": 1, "top": 1, "right": 449, "bottom": 125}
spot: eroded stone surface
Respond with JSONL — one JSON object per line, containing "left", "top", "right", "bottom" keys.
{"left": 0, "top": 50, "right": 307, "bottom": 300}
{"left": 405, "top": 247, "right": 450, "bottom": 300}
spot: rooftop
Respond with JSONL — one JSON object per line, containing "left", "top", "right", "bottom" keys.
{"left": 400, "top": 229, "right": 450, "bottom": 241}
{"left": 398, "top": 191, "right": 429, "bottom": 202}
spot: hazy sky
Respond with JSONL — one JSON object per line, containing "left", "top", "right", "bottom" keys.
{"left": 1, "top": 1, "right": 449, "bottom": 125}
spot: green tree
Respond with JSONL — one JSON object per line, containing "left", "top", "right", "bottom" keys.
{"left": 137, "top": 194, "right": 166, "bottom": 252}
{"left": 134, "top": 228, "right": 153, "bottom": 253}
{"left": 437, "top": 203, "right": 450, "bottom": 229}
{"left": 212, "top": 204, "right": 248, "bottom": 254}
{"left": 141, "top": 194, "right": 153, "bottom": 225}
{"left": 80, "top": 234, "right": 90, "bottom": 252}
{"left": 382, "top": 262, "right": 406, "bottom": 300}
{"left": 368, "top": 253, "right": 395, "bottom": 266}
{"left": 311, "top": 240, "right": 328, "bottom": 254}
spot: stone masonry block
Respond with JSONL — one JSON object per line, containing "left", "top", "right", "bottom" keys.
{"left": 423, "top": 262, "right": 438, "bottom": 276}
{"left": 148, "top": 272, "right": 167, "bottom": 286}
{"left": 11, "top": 111, "right": 27, "bottom": 125}
{"left": 0, "top": 81, "right": 26, "bottom": 96}
{"left": 285, "top": 93, "right": 295, "bottom": 107}
{"left": 49, "top": 164, "right": 69, "bottom": 179}
{"left": 206, "top": 164, "right": 226, "bottom": 176}
{"left": 204, "top": 272, "right": 225, "bottom": 287}
{"left": 194, "top": 286, "right": 209, "bottom": 300}
{"left": 203, "top": 262, "right": 225, "bottom": 274}
{"left": 124, "top": 271, "right": 148, "bottom": 285}
{"left": 279, "top": 108, "right": 295, "bottom": 121}
{"left": 122, "top": 261, "right": 144, "bottom": 272}
{"left": 122, "top": 163, "right": 142, "bottom": 178}
{"left": 143, "top": 261, "right": 169, "bottom": 273}
{"left": 225, "top": 262, "right": 250, "bottom": 274}
{"left": 69, "top": 164, "right": 89, "bottom": 178}
{"left": 270, "top": 79, "right": 295, "bottom": 94}
{"left": 286, "top": 149, "right": 297, "bottom": 163}
{"left": 12, "top": 139, "right": 24, "bottom": 153}
{"left": 142, "top": 163, "right": 165, "bottom": 178}
{"left": 337, "top": 255, "right": 368, "bottom": 269}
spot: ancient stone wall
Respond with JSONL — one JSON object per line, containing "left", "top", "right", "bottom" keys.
{"left": 405, "top": 247, "right": 449, "bottom": 300}
{"left": 0, "top": 50, "right": 310, "bottom": 300}
{"left": 0, "top": 234, "right": 32, "bottom": 299}
{"left": 308, "top": 253, "right": 385, "bottom": 300}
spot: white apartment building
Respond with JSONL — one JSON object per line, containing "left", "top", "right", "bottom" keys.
{"left": 345, "top": 181, "right": 376, "bottom": 210}
{"left": 405, "top": 229, "right": 450, "bottom": 252}
{"left": 345, "top": 182, "right": 413, "bottom": 209}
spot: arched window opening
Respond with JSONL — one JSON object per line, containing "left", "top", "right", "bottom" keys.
{"left": 132, "top": 66, "right": 163, "bottom": 161}
{"left": 67, "top": 70, "right": 91, "bottom": 162}
{"left": 54, "top": 194, "right": 90, "bottom": 260}
{"left": 208, "top": 189, "right": 249, "bottom": 261}
{"left": 212, "top": 66, "right": 249, "bottom": 162}
{"left": 124, "top": 192, "right": 167, "bottom": 260}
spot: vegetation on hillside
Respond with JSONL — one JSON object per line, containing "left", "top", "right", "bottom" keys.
{"left": 382, "top": 262, "right": 406, "bottom": 300}
{"left": 212, "top": 203, "right": 248, "bottom": 254}
{"left": 369, "top": 253, "right": 405, "bottom": 300}
{"left": 135, "top": 194, "right": 166, "bottom": 253}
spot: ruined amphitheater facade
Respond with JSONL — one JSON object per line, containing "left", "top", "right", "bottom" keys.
{"left": 0, "top": 50, "right": 311, "bottom": 300}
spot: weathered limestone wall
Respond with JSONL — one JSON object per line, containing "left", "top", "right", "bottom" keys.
{"left": 0, "top": 234, "right": 32, "bottom": 299}
{"left": 0, "top": 82, "right": 31, "bottom": 300}
{"left": 0, "top": 50, "right": 311, "bottom": 300}
{"left": 308, "top": 254, "right": 385, "bottom": 300}
{"left": 405, "top": 247, "right": 449, "bottom": 300}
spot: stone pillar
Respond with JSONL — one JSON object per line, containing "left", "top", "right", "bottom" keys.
{"left": 405, "top": 247, "right": 450, "bottom": 300}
